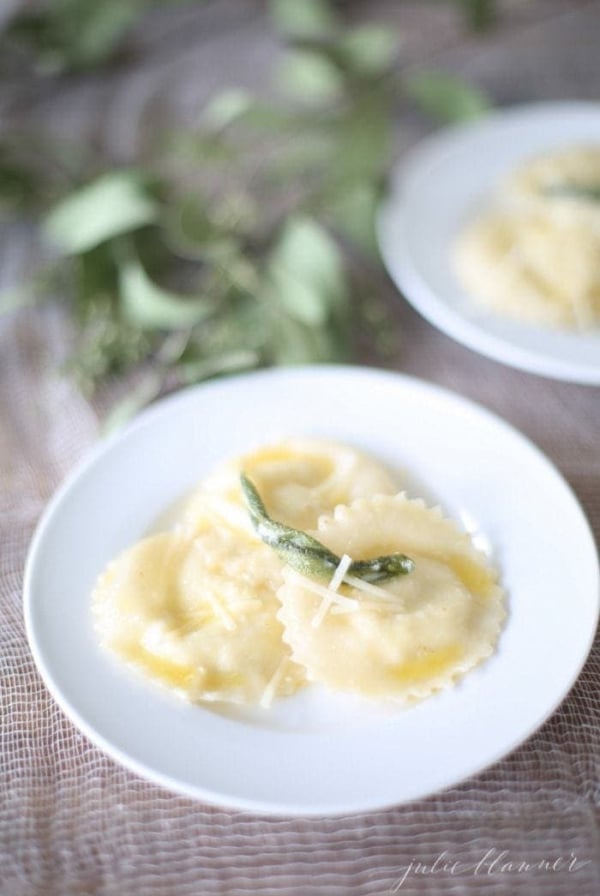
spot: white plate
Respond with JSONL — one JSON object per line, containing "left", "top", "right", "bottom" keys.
{"left": 378, "top": 102, "right": 600, "bottom": 383}
{"left": 24, "top": 367, "right": 599, "bottom": 815}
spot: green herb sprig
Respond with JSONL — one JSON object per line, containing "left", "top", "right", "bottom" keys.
{"left": 542, "top": 183, "right": 600, "bottom": 203}
{"left": 241, "top": 473, "right": 414, "bottom": 583}
{"left": 1, "top": 0, "right": 492, "bottom": 427}
{"left": 0, "top": 0, "right": 496, "bottom": 77}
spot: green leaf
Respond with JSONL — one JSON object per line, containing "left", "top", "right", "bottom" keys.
{"left": 270, "top": 314, "right": 326, "bottom": 364}
{"left": 187, "top": 100, "right": 296, "bottom": 140}
{"left": 181, "top": 349, "right": 260, "bottom": 384}
{"left": 63, "top": 0, "right": 142, "bottom": 69}
{"left": 268, "top": 304, "right": 349, "bottom": 366}
{"left": 44, "top": 171, "right": 158, "bottom": 254}
{"left": 270, "top": 271, "right": 328, "bottom": 326}
{"left": 164, "top": 199, "right": 239, "bottom": 262}
{"left": 164, "top": 192, "right": 256, "bottom": 263}
{"left": 406, "top": 71, "right": 490, "bottom": 123}
{"left": 74, "top": 244, "right": 119, "bottom": 312}
{"left": 542, "top": 183, "right": 600, "bottom": 203}
{"left": 279, "top": 49, "right": 343, "bottom": 104}
{"left": 268, "top": 0, "right": 337, "bottom": 38}
{"left": 267, "top": 216, "right": 347, "bottom": 325}
{"left": 334, "top": 95, "right": 392, "bottom": 183}
{"left": 240, "top": 473, "right": 413, "bottom": 581}
{"left": 119, "top": 256, "right": 216, "bottom": 331}
{"left": 7, "top": 0, "right": 143, "bottom": 73}
{"left": 307, "top": 314, "right": 349, "bottom": 362}
{"left": 329, "top": 181, "right": 381, "bottom": 256}
{"left": 65, "top": 280, "right": 154, "bottom": 393}
{"left": 202, "top": 89, "right": 256, "bottom": 129}
{"left": 339, "top": 26, "right": 398, "bottom": 76}
{"left": 0, "top": 157, "right": 41, "bottom": 211}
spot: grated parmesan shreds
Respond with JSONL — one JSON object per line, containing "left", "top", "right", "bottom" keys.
{"left": 291, "top": 559, "right": 408, "bottom": 628}
{"left": 288, "top": 570, "right": 359, "bottom": 611}
{"left": 311, "top": 554, "right": 354, "bottom": 629}
{"left": 342, "top": 572, "right": 406, "bottom": 611}
{"left": 316, "top": 571, "right": 408, "bottom": 614}
{"left": 329, "top": 553, "right": 353, "bottom": 592}
{"left": 259, "top": 657, "right": 288, "bottom": 709}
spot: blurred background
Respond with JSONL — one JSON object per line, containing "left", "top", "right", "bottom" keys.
{"left": 1, "top": 0, "right": 598, "bottom": 425}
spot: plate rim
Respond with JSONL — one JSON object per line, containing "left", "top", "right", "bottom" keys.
{"left": 23, "top": 365, "right": 600, "bottom": 815}
{"left": 377, "top": 100, "right": 600, "bottom": 385}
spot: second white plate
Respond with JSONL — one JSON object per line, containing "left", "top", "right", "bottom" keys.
{"left": 378, "top": 102, "right": 600, "bottom": 383}
{"left": 24, "top": 367, "right": 599, "bottom": 815}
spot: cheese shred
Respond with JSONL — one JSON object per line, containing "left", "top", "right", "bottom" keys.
{"left": 342, "top": 572, "right": 406, "bottom": 610}
{"left": 259, "top": 657, "right": 289, "bottom": 709}
{"left": 311, "top": 554, "right": 353, "bottom": 628}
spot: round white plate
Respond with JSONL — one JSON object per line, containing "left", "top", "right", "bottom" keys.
{"left": 24, "top": 366, "right": 599, "bottom": 815}
{"left": 378, "top": 102, "right": 600, "bottom": 383}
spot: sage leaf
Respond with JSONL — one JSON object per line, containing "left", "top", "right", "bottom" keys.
{"left": 279, "top": 49, "right": 343, "bottom": 104}
{"left": 542, "top": 183, "right": 600, "bottom": 203}
{"left": 203, "top": 89, "right": 256, "bottom": 129}
{"left": 406, "top": 71, "right": 490, "bottom": 122}
{"left": 43, "top": 171, "right": 158, "bottom": 254}
{"left": 268, "top": 0, "right": 337, "bottom": 39}
{"left": 166, "top": 202, "right": 243, "bottom": 263}
{"left": 9, "top": 0, "right": 470, "bottom": 415}
{"left": 8, "top": 0, "right": 143, "bottom": 72}
{"left": 339, "top": 25, "right": 398, "bottom": 76}
{"left": 62, "top": 0, "right": 142, "bottom": 69}
{"left": 335, "top": 96, "right": 392, "bottom": 182}
{"left": 271, "top": 275, "right": 328, "bottom": 327}
{"left": 307, "top": 315, "right": 349, "bottom": 363}
{"left": 270, "top": 314, "right": 328, "bottom": 364}
{"left": 119, "top": 255, "right": 216, "bottom": 331}
{"left": 329, "top": 181, "right": 380, "bottom": 256}
{"left": 181, "top": 349, "right": 260, "bottom": 384}
{"left": 268, "top": 215, "right": 347, "bottom": 325}
{"left": 241, "top": 473, "right": 345, "bottom": 580}
{"left": 241, "top": 474, "right": 414, "bottom": 582}
{"left": 0, "top": 154, "right": 43, "bottom": 211}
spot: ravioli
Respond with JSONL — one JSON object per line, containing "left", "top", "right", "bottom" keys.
{"left": 92, "top": 523, "right": 305, "bottom": 705}
{"left": 504, "top": 145, "right": 600, "bottom": 210}
{"left": 453, "top": 145, "right": 600, "bottom": 329}
{"left": 181, "top": 438, "right": 400, "bottom": 534}
{"left": 92, "top": 438, "right": 504, "bottom": 709}
{"left": 277, "top": 494, "right": 505, "bottom": 702}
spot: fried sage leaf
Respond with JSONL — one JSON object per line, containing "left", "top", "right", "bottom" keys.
{"left": 542, "top": 183, "right": 600, "bottom": 203}
{"left": 240, "top": 473, "right": 414, "bottom": 582}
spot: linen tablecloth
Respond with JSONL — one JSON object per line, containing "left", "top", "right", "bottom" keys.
{"left": 1, "top": 2, "right": 599, "bottom": 893}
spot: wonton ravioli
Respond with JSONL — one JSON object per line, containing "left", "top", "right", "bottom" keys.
{"left": 181, "top": 438, "right": 400, "bottom": 533}
{"left": 277, "top": 494, "right": 505, "bottom": 702}
{"left": 92, "top": 522, "right": 305, "bottom": 705}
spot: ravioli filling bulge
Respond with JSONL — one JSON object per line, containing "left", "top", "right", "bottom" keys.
{"left": 277, "top": 495, "right": 505, "bottom": 700}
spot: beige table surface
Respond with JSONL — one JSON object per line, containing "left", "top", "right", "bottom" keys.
{"left": 1, "top": 2, "right": 599, "bottom": 894}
